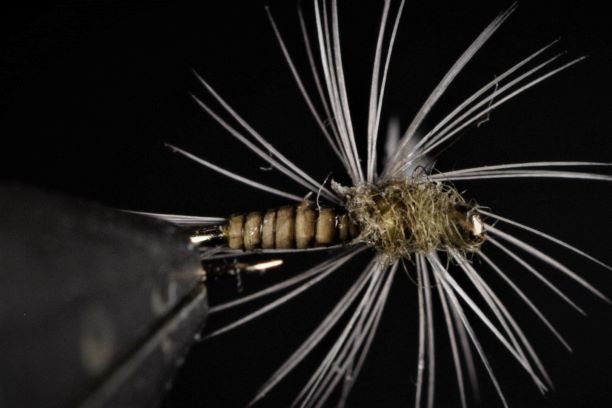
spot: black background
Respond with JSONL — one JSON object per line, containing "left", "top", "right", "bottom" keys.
{"left": 2, "top": 2, "right": 612, "bottom": 407}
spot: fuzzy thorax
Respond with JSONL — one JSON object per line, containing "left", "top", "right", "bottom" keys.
{"left": 338, "top": 180, "right": 485, "bottom": 262}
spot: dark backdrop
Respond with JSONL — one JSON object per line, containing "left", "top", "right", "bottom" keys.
{"left": 2, "top": 2, "right": 612, "bottom": 407}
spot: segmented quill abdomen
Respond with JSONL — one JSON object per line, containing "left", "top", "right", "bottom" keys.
{"left": 224, "top": 202, "right": 358, "bottom": 250}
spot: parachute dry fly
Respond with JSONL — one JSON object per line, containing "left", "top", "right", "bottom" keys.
{"left": 145, "top": 2, "right": 612, "bottom": 407}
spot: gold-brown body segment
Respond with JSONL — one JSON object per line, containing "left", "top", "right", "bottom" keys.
{"left": 222, "top": 202, "right": 359, "bottom": 250}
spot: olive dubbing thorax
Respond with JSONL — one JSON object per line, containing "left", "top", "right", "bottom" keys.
{"left": 339, "top": 180, "right": 486, "bottom": 263}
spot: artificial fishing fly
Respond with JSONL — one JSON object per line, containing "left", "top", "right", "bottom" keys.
{"left": 143, "top": 2, "right": 612, "bottom": 407}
